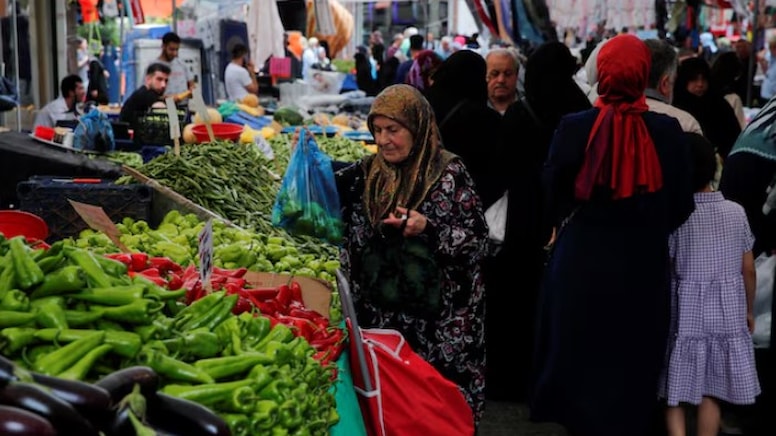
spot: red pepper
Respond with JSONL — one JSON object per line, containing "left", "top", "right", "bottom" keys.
{"left": 310, "top": 328, "right": 345, "bottom": 350}
{"left": 105, "top": 253, "right": 133, "bottom": 266}
{"left": 277, "top": 315, "right": 317, "bottom": 342}
{"left": 276, "top": 284, "right": 292, "bottom": 308}
{"left": 232, "top": 297, "right": 253, "bottom": 315}
{"left": 149, "top": 257, "right": 182, "bottom": 274}
{"left": 130, "top": 253, "right": 150, "bottom": 271}
{"left": 289, "top": 281, "right": 303, "bottom": 302}
{"left": 167, "top": 273, "right": 183, "bottom": 290}
{"left": 212, "top": 267, "right": 247, "bottom": 278}
{"left": 224, "top": 277, "right": 247, "bottom": 288}
{"left": 185, "top": 282, "right": 204, "bottom": 304}
{"left": 135, "top": 268, "right": 168, "bottom": 287}
{"left": 256, "top": 300, "right": 279, "bottom": 316}
{"left": 242, "top": 288, "right": 279, "bottom": 301}
{"left": 289, "top": 307, "right": 326, "bottom": 323}
{"left": 223, "top": 282, "right": 242, "bottom": 295}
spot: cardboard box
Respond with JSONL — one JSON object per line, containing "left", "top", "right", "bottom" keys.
{"left": 244, "top": 271, "right": 332, "bottom": 319}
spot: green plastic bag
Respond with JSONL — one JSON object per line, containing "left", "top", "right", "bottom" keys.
{"left": 330, "top": 350, "right": 367, "bottom": 436}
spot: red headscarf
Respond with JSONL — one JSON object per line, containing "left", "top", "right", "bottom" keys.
{"left": 574, "top": 34, "right": 663, "bottom": 201}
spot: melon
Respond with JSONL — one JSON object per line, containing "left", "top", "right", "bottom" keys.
{"left": 241, "top": 94, "right": 260, "bottom": 108}
{"left": 182, "top": 124, "right": 197, "bottom": 144}
{"left": 193, "top": 108, "right": 223, "bottom": 125}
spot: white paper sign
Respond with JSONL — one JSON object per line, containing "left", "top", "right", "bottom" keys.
{"left": 191, "top": 87, "right": 209, "bottom": 122}
{"left": 255, "top": 135, "right": 275, "bottom": 160}
{"left": 165, "top": 97, "right": 180, "bottom": 140}
{"left": 198, "top": 219, "right": 214, "bottom": 289}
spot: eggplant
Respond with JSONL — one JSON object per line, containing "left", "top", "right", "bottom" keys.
{"left": 94, "top": 366, "right": 159, "bottom": 404}
{"left": 0, "top": 405, "right": 56, "bottom": 435}
{"left": 31, "top": 373, "right": 112, "bottom": 428}
{"left": 0, "top": 382, "right": 98, "bottom": 436}
{"left": 0, "top": 354, "right": 19, "bottom": 387}
{"left": 146, "top": 392, "right": 231, "bottom": 436}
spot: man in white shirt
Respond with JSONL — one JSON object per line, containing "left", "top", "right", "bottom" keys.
{"left": 486, "top": 48, "right": 520, "bottom": 115}
{"left": 33, "top": 75, "right": 84, "bottom": 129}
{"left": 759, "top": 35, "right": 776, "bottom": 102}
{"left": 643, "top": 39, "right": 703, "bottom": 134}
{"left": 224, "top": 44, "right": 258, "bottom": 102}
{"left": 155, "top": 32, "right": 193, "bottom": 102}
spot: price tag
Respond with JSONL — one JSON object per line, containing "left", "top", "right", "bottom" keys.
{"left": 255, "top": 135, "right": 275, "bottom": 161}
{"left": 191, "top": 87, "right": 215, "bottom": 142}
{"left": 198, "top": 219, "right": 214, "bottom": 291}
{"left": 165, "top": 97, "right": 180, "bottom": 140}
{"left": 68, "top": 199, "right": 130, "bottom": 252}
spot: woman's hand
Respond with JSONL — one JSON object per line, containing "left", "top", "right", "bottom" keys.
{"left": 383, "top": 206, "right": 427, "bottom": 237}
{"left": 747, "top": 312, "right": 755, "bottom": 334}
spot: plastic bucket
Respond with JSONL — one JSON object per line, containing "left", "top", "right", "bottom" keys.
{"left": 0, "top": 210, "right": 49, "bottom": 241}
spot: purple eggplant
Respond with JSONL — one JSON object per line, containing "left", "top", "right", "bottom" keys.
{"left": 31, "top": 373, "right": 112, "bottom": 429}
{"left": 146, "top": 392, "right": 231, "bottom": 436}
{"left": 0, "top": 382, "right": 98, "bottom": 436}
{"left": 0, "top": 405, "right": 57, "bottom": 435}
{"left": 94, "top": 366, "right": 159, "bottom": 405}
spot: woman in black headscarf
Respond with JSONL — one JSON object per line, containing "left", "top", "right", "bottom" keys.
{"left": 354, "top": 46, "right": 378, "bottom": 96}
{"left": 711, "top": 51, "right": 747, "bottom": 129}
{"left": 673, "top": 56, "right": 741, "bottom": 159}
{"left": 425, "top": 50, "right": 506, "bottom": 208}
{"left": 489, "top": 41, "right": 591, "bottom": 402}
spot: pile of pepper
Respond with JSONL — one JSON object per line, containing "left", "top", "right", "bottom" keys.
{"left": 72, "top": 211, "right": 340, "bottom": 282}
{"left": 0, "top": 235, "right": 340, "bottom": 435}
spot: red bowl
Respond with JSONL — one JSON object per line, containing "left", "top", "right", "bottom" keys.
{"left": 191, "top": 122, "right": 244, "bottom": 142}
{"left": 0, "top": 210, "right": 49, "bottom": 241}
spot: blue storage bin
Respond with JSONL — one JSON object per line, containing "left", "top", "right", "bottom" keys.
{"left": 225, "top": 112, "right": 272, "bottom": 130}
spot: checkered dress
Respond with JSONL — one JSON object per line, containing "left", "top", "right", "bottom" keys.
{"left": 658, "top": 192, "right": 761, "bottom": 405}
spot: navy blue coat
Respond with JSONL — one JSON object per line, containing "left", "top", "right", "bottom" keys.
{"left": 531, "top": 109, "right": 695, "bottom": 436}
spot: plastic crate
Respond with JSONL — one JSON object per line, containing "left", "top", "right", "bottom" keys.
{"left": 16, "top": 177, "right": 153, "bottom": 242}
{"left": 134, "top": 110, "right": 188, "bottom": 146}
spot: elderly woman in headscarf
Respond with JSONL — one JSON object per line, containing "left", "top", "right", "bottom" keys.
{"left": 487, "top": 41, "right": 590, "bottom": 403}
{"left": 405, "top": 50, "right": 443, "bottom": 92}
{"left": 334, "top": 84, "right": 489, "bottom": 425}
{"left": 530, "top": 35, "right": 695, "bottom": 436}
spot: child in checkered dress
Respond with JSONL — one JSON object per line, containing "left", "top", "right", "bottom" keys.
{"left": 658, "top": 133, "right": 760, "bottom": 436}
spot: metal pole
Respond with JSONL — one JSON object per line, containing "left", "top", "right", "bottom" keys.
{"left": 11, "top": 0, "right": 20, "bottom": 131}
{"left": 747, "top": 0, "right": 760, "bottom": 108}
{"left": 172, "top": 0, "right": 177, "bottom": 34}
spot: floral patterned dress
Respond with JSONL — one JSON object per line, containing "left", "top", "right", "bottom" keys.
{"left": 335, "top": 158, "right": 489, "bottom": 422}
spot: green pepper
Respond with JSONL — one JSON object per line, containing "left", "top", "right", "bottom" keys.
{"left": 271, "top": 426, "right": 290, "bottom": 436}
{"left": 32, "top": 297, "right": 68, "bottom": 329}
{"left": 213, "top": 386, "right": 256, "bottom": 414}
{"left": 25, "top": 344, "right": 58, "bottom": 365}
{"left": 57, "top": 343, "right": 112, "bottom": 380}
{"left": 223, "top": 414, "right": 251, "bottom": 436}
{"left": 29, "top": 266, "right": 87, "bottom": 299}
{"left": 161, "top": 328, "right": 222, "bottom": 359}
{"left": 239, "top": 312, "right": 271, "bottom": 347}
{"left": 278, "top": 399, "right": 303, "bottom": 429}
{"left": 161, "top": 379, "right": 253, "bottom": 404}
{"left": 9, "top": 236, "right": 44, "bottom": 290}
{"left": 96, "top": 319, "right": 126, "bottom": 331}
{"left": 172, "top": 292, "right": 224, "bottom": 328}
{"left": 35, "top": 252, "right": 65, "bottom": 274}
{"left": 63, "top": 309, "right": 104, "bottom": 327}
{"left": 255, "top": 324, "right": 295, "bottom": 351}
{"left": 71, "top": 285, "right": 145, "bottom": 306}
{"left": 0, "top": 310, "right": 36, "bottom": 328}
{"left": 0, "top": 253, "right": 16, "bottom": 296}
{"left": 0, "top": 290, "right": 30, "bottom": 312}
{"left": 34, "top": 329, "right": 142, "bottom": 358}
{"left": 193, "top": 353, "right": 275, "bottom": 380}
{"left": 64, "top": 247, "right": 114, "bottom": 288}
{"left": 258, "top": 379, "right": 289, "bottom": 403}
{"left": 96, "top": 299, "right": 161, "bottom": 325}
{"left": 138, "top": 347, "right": 214, "bottom": 384}
{"left": 252, "top": 400, "right": 280, "bottom": 430}
{"left": 144, "top": 286, "right": 186, "bottom": 301}
{"left": 94, "top": 255, "right": 128, "bottom": 277}
{"left": 180, "top": 294, "right": 237, "bottom": 331}
{"left": 133, "top": 324, "right": 158, "bottom": 342}
{"left": 0, "top": 327, "right": 37, "bottom": 352}
{"left": 32, "top": 331, "right": 104, "bottom": 375}
{"left": 247, "top": 363, "right": 274, "bottom": 390}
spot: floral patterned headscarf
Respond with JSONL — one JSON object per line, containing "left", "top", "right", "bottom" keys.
{"left": 364, "top": 85, "right": 457, "bottom": 226}
{"left": 406, "top": 50, "right": 443, "bottom": 91}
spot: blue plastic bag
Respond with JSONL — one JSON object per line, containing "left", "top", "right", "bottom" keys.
{"left": 74, "top": 108, "right": 115, "bottom": 152}
{"left": 272, "top": 129, "right": 343, "bottom": 244}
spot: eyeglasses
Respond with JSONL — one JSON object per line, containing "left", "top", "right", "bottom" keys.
{"left": 487, "top": 70, "right": 516, "bottom": 80}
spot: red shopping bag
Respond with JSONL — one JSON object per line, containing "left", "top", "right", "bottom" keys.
{"left": 270, "top": 56, "right": 292, "bottom": 79}
{"left": 346, "top": 323, "right": 475, "bottom": 436}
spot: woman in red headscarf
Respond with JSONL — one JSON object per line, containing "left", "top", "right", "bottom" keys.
{"left": 530, "top": 34, "right": 695, "bottom": 436}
